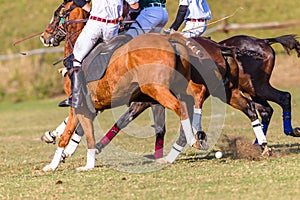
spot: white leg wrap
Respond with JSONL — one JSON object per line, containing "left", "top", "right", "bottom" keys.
{"left": 252, "top": 119, "right": 267, "bottom": 145}
{"left": 55, "top": 117, "right": 68, "bottom": 138}
{"left": 166, "top": 143, "right": 184, "bottom": 163}
{"left": 76, "top": 149, "right": 96, "bottom": 171}
{"left": 194, "top": 107, "right": 202, "bottom": 114}
{"left": 181, "top": 118, "right": 196, "bottom": 146}
{"left": 49, "top": 147, "right": 64, "bottom": 170}
{"left": 86, "top": 149, "right": 96, "bottom": 168}
{"left": 192, "top": 107, "right": 202, "bottom": 133}
{"left": 64, "top": 133, "right": 82, "bottom": 157}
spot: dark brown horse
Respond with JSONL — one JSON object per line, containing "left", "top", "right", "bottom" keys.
{"left": 220, "top": 35, "right": 300, "bottom": 140}
{"left": 40, "top": 0, "right": 255, "bottom": 170}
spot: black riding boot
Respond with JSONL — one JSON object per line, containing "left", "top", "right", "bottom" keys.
{"left": 59, "top": 68, "right": 86, "bottom": 108}
{"left": 70, "top": 68, "right": 85, "bottom": 108}
{"left": 58, "top": 68, "right": 84, "bottom": 108}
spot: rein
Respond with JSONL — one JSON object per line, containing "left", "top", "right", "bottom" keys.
{"left": 64, "top": 18, "right": 88, "bottom": 27}
{"left": 64, "top": 18, "right": 88, "bottom": 50}
{"left": 55, "top": 5, "right": 77, "bottom": 41}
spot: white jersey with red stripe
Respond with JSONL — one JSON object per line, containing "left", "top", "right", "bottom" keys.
{"left": 91, "top": 0, "right": 138, "bottom": 20}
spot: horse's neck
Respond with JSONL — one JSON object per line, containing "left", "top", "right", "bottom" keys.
{"left": 64, "top": 8, "right": 87, "bottom": 57}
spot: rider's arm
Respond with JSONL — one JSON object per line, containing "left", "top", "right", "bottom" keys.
{"left": 128, "top": 2, "right": 140, "bottom": 20}
{"left": 73, "top": 0, "right": 91, "bottom": 13}
{"left": 169, "top": 5, "right": 188, "bottom": 31}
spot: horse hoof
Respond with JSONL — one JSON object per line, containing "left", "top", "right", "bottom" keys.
{"left": 42, "top": 164, "right": 55, "bottom": 172}
{"left": 153, "top": 152, "right": 163, "bottom": 159}
{"left": 261, "top": 145, "right": 272, "bottom": 157}
{"left": 291, "top": 127, "right": 300, "bottom": 137}
{"left": 41, "top": 131, "right": 56, "bottom": 144}
{"left": 192, "top": 140, "right": 209, "bottom": 150}
{"left": 95, "top": 143, "right": 103, "bottom": 154}
{"left": 76, "top": 166, "right": 94, "bottom": 171}
{"left": 195, "top": 130, "right": 207, "bottom": 141}
{"left": 155, "top": 157, "right": 169, "bottom": 164}
{"left": 193, "top": 131, "right": 209, "bottom": 150}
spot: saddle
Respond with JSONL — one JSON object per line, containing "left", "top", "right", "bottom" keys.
{"left": 82, "top": 34, "right": 133, "bottom": 83}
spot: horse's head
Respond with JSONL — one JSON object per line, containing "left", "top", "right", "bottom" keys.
{"left": 40, "top": 1, "right": 68, "bottom": 47}
{"left": 40, "top": 0, "right": 88, "bottom": 48}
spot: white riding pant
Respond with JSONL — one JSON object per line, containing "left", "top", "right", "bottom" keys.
{"left": 73, "top": 19, "right": 119, "bottom": 65}
{"left": 182, "top": 20, "right": 207, "bottom": 38}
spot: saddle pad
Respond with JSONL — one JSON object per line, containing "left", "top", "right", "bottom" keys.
{"left": 82, "top": 34, "right": 132, "bottom": 83}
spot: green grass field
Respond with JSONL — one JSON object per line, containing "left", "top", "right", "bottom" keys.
{"left": 1, "top": 0, "right": 300, "bottom": 199}
{"left": 1, "top": 85, "right": 300, "bottom": 199}
{"left": 0, "top": 0, "right": 299, "bottom": 100}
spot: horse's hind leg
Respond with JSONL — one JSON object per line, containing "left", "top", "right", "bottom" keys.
{"left": 229, "top": 89, "right": 268, "bottom": 148}
{"left": 150, "top": 104, "right": 166, "bottom": 159}
{"left": 95, "top": 102, "right": 151, "bottom": 152}
{"left": 75, "top": 105, "right": 97, "bottom": 171}
{"left": 255, "top": 84, "right": 300, "bottom": 136}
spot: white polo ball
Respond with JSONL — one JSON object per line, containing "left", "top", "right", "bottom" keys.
{"left": 215, "top": 151, "right": 223, "bottom": 159}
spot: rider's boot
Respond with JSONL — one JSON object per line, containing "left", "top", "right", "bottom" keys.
{"left": 58, "top": 67, "right": 84, "bottom": 108}
{"left": 70, "top": 68, "right": 85, "bottom": 108}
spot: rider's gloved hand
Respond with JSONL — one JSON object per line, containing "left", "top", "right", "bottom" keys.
{"left": 163, "top": 28, "right": 175, "bottom": 35}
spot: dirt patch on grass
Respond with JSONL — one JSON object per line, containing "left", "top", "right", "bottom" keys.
{"left": 219, "top": 134, "right": 285, "bottom": 161}
{"left": 221, "top": 134, "right": 262, "bottom": 160}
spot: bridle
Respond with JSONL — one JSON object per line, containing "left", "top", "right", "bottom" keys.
{"left": 44, "top": 1, "right": 88, "bottom": 48}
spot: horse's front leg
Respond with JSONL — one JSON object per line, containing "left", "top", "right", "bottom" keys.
{"left": 252, "top": 98, "right": 274, "bottom": 144}
{"left": 158, "top": 82, "right": 209, "bottom": 164}
{"left": 186, "top": 80, "right": 209, "bottom": 146}
{"left": 157, "top": 95, "right": 195, "bottom": 164}
{"left": 75, "top": 107, "right": 97, "bottom": 171}
{"left": 229, "top": 89, "right": 270, "bottom": 156}
{"left": 43, "top": 108, "right": 78, "bottom": 172}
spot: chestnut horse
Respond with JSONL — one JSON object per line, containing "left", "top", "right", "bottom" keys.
{"left": 40, "top": 0, "right": 259, "bottom": 170}
{"left": 42, "top": 0, "right": 300, "bottom": 167}
{"left": 112, "top": 35, "right": 300, "bottom": 156}
{"left": 40, "top": 0, "right": 233, "bottom": 171}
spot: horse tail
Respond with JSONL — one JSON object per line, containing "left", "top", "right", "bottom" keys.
{"left": 264, "top": 34, "right": 300, "bottom": 57}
